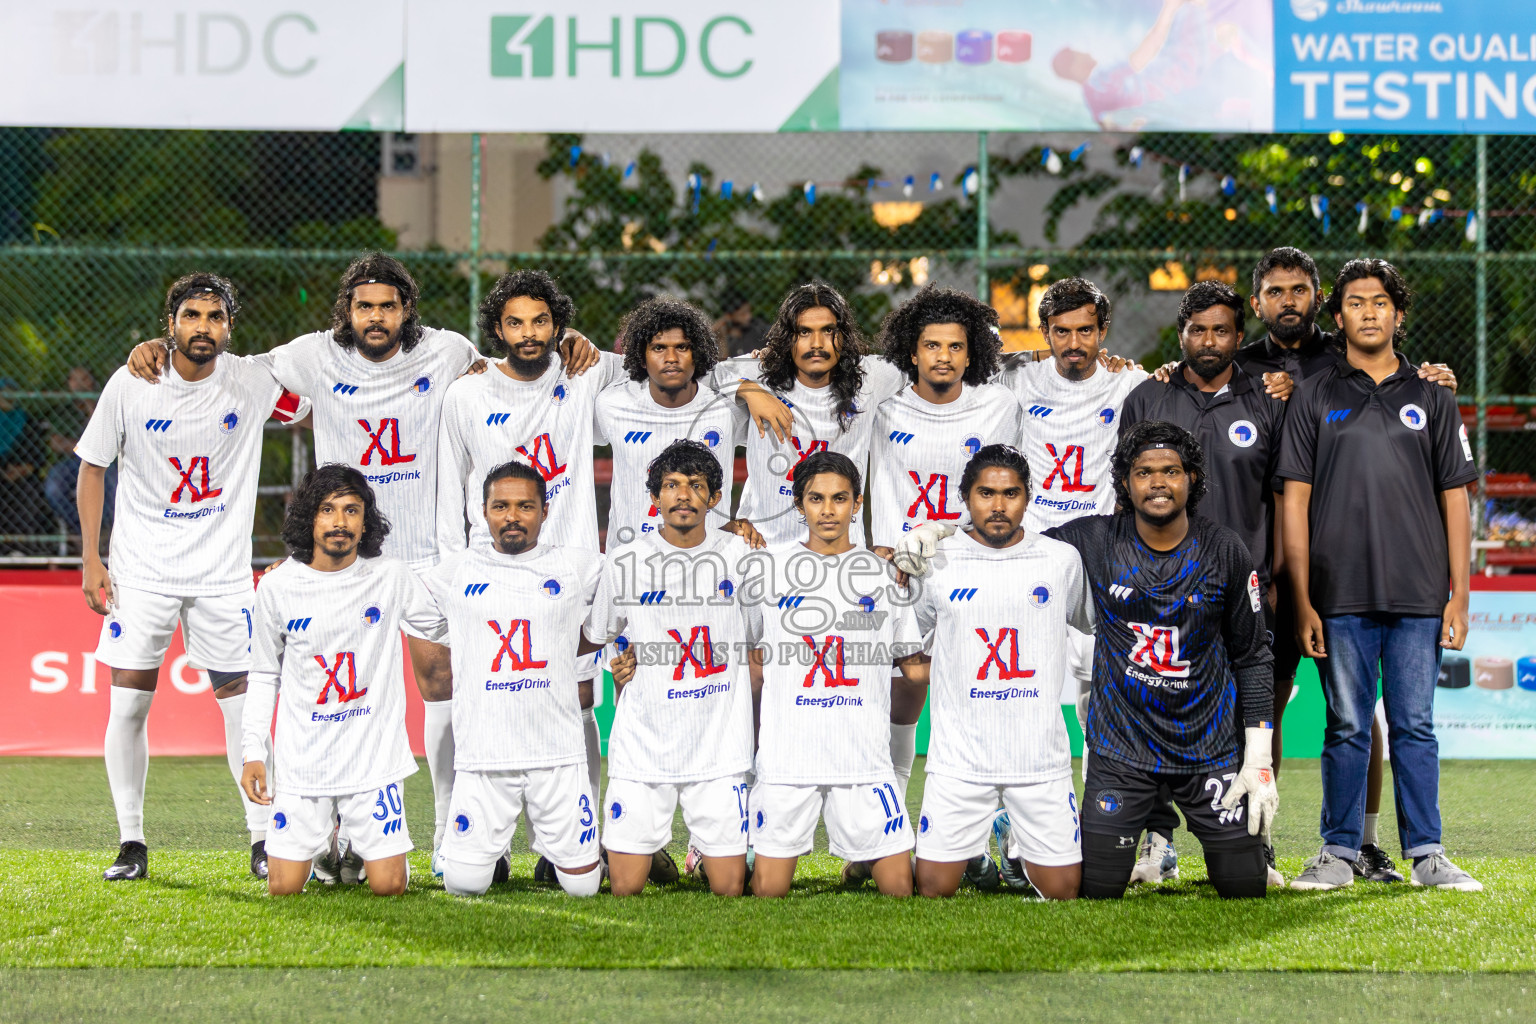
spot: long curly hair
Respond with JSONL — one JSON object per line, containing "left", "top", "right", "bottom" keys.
{"left": 618, "top": 296, "right": 719, "bottom": 383}
{"left": 759, "top": 281, "right": 867, "bottom": 431}
{"left": 282, "top": 464, "right": 390, "bottom": 564}
{"left": 878, "top": 285, "right": 1001, "bottom": 386}
{"left": 330, "top": 252, "right": 423, "bottom": 353}
{"left": 1111, "top": 421, "right": 1207, "bottom": 518}
{"left": 478, "top": 269, "right": 576, "bottom": 357}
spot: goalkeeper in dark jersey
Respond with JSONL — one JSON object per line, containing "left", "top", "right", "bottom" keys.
{"left": 1046, "top": 420, "right": 1277, "bottom": 899}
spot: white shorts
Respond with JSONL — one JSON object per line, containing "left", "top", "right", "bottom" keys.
{"left": 749, "top": 779, "right": 914, "bottom": 862}
{"left": 96, "top": 583, "right": 254, "bottom": 673}
{"left": 602, "top": 774, "right": 751, "bottom": 857}
{"left": 440, "top": 764, "right": 598, "bottom": 869}
{"left": 915, "top": 772, "right": 1082, "bottom": 867}
{"left": 265, "top": 779, "right": 413, "bottom": 863}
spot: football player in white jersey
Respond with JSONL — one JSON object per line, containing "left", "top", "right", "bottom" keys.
{"left": 437, "top": 269, "right": 621, "bottom": 872}
{"left": 866, "top": 287, "right": 1023, "bottom": 808}
{"left": 748, "top": 451, "right": 927, "bottom": 898}
{"left": 722, "top": 282, "right": 908, "bottom": 548}
{"left": 421, "top": 461, "right": 605, "bottom": 897}
{"left": 78, "top": 274, "right": 306, "bottom": 883}
{"left": 909, "top": 445, "right": 1092, "bottom": 900}
{"left": 596, "top": 297, "right": 753, "bottom": 547}
{"left": 584, "top": 441, "right": 763, "bottom": 896}
{"left": 240, "top": 465, "right": 445, "bottom": 896}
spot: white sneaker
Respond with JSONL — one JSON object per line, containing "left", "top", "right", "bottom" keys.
{"left": 1410, "top": 852, "right": 1483, "bottom": 892}
{"left": 1128, "top": 832, "right": 1178, "bottom": 884}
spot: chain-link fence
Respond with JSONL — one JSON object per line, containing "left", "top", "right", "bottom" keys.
{"left": 3, "top": 128, "right": 1534, "bottom": 565}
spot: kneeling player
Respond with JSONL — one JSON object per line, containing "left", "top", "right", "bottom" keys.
{"left": 583, "top": 441, "right": 761, "bottom": 896}
{"left": 908, "top": 446, "right": 1092, "bottom": 900}
{"left": 1046, "top": 421, "right": 1278, "bottom": 899}
{"left": 241, "top": 465, "right": 447, "bottom": 896}
{"left": 748, "top": 451, "right": 926, "bottom": 898}
{"left": 422, "top": 461, "right": 605, "bottom": 897}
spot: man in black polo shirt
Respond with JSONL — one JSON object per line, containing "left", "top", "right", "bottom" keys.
{"left": 1279, "top": 258, "right": 1481, "bottom": 892}
{"left": 1119, "top": 280, "right": 1288, "bottom": 885}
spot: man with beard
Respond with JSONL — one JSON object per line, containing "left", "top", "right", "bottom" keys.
{"left": 1118, "top": 281, "right": 1288, "bottom": 885}
{"left": 77, "top": 273, "right": 307, "bottom": 881}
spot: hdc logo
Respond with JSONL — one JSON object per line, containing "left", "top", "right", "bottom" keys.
{"left": 975, "top": 627, "right": 1035, "bottom": 682}
{"left": 314, "top": 652, "right": 366, "bottom": 705}
{"left": 667, "top": 626, "right": 727, "bottom": 681}
{"left": 489, "top": 619, "right": 547, "bottom": 672}
{"left": 906, "top": 472, "right": 961, "bottom": 520}
{"left": 1128, "top": 622, "right": 1191, "bottom": 679}
{"left": 490, "top": 14, "right": 754, "bottom": 80}
{"left": 801, "top": 635, "right": 857, "bottom": 688}
{"left": 1041, "top": 444, "right": 1093, "bottom": 492}
{"left": 168, "top": 456, "right": 222, "bottom": 503}
{"left": 517, "top": 432, "right": 567, "bottom": 482}
{"left": 358, "top": 418, "right": 415, "bottom": 466}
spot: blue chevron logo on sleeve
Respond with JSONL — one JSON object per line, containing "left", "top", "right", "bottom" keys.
{"left": 888, "top": 430, "right": 915, "bottom": 445}
{"left": 639, "top": 590, "right": 667, "bottom": 605}
{"left": 464, "top": 583, "right": 490, "bottom": 596}
{"left": 485, "top": 413, "right": 512, "bottom": 426}
{"left": 144, "top": 419, "right": 172, "bottom": 432}
{"left": 948, "top": 588, "right": 978, "bottom": 602}
{"left": 332, "top": 383, "right": 359, "bottom": 395}
{"left": 286, "top": 618, "right": 311, "bottom": 631}
{"left": 623, "top": 431, "right": 653, "bottom": 443}
{"left": 777, "top": 595, "right": 804, "bottom": 609}
{"left": 1326, "top": 409, "right": 1352, "bottom": 423}
{"left": 1027, "top": 405, "right": 1054, "bottom": 417}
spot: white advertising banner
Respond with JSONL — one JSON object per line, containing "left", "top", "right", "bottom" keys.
{"left": 0, "top": 0, "right": 406, "bottom": 130}
{"left": 404, "top": 1, "right": 840, "bottom": 133}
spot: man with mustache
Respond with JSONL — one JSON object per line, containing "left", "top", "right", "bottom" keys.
{"left": 420, "top": 460, "right": 606, "bottom": 896}
{"left": 240, "top": 464, "right": 446, "bottom": 897}
{"left": 1117, "top": 281, "right": 1288, "bottom": 885}
{"left": 77, "top": 273, "right": 307, "bottom": 882}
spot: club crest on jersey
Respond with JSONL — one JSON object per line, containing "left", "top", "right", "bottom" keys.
{"left": 272, "top": 811, "right": 288, "bottom": 832}
{"left": 1098, "top": 407, "right": 1116, "bottom": 426}
{"left": 361, "top": 606, "right": 382, "bottom": 628}
{"left": 919, "top": 814, "right": 930, "bottom": 834}
{"left": 1096, "top": 789, "right": 1124, "bottom": 815}
{"left": 702, "top": 429, "right": 722, "bottom": 448}
{"left": 1028, "top": 582, "right": 1052, "bottom": 607}
{"left": 541, "top": 577, "right": 563, "bottom": 599}
{"left": 1228, "top": 420, "right": 1257, "bottom": 447}
{"left": 755, "top": 809, "right": 765, "bottom": 829}
{"left": 219, "top": 409, "right": 240, "bottom": 434}
{"left": 962, "top": 436, "right": 982, "bottom": 455}
{"left": 718, "top": 579, "right": 735, "bottom": 599}
{"left": 410, "top": 374, "right": 434, "bottom": 397}
{"left": 551, "top": 382, "right": 569, "bottom": 406}
{"left": 108, "top": 621, "right": 124, "bottom": 642}
{"left": 454, "top": 812, "right": 474, "bottom": 836}
{"left": 609, "top": 800, "right": 625, "bottom": 821}
{"left": 1399, "top": 403, "right": 1427, "bottom": 430}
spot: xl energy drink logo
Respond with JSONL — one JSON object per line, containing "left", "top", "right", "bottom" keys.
{"left": 490, "top": 14, "right": 754, "bottom": 79}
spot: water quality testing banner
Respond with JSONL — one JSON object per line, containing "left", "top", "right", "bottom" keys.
{"left": 839, "top": 0, "right": 1275, "bottom": 132}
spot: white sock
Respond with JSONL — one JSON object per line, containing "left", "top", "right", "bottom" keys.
{"left": 583, "top": 707, "right": 601, "bottom": 799}
{"left": 215, "top": 692, "right": 268, "bottom": 842}
{"left": 889, "top": 722, "right": 917, "bottom": 793}
{"left": 422, "top": 699, "right": 455, "bottom": 845}
{"left": 105, "top": 687, "right": 154, "bottom": 844}
{"left": 1363, "top": 812, "right": 1379, "bottom": 847}
{"left": 556, "top": 865, "right": 602, "bottom": 897}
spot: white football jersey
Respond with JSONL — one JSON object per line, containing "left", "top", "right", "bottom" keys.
{"left": 243, "top": 555, "right": 446, "bottom": 797}
{"left": 726, "top": 355, "right": 908, "bottom": 548}
{"left": 437, "top": 353, "right": 624, "bottom": 555}
{"left": 583, "top": 531, "right": 762, "bottom": 783}
{"left": 593, "top": 379, "right": 743, "bottom": 547}
{"left": 255, "top": 327, "right": 479, "bottom": 570}
{"left": 76, "top": 357, "right": 303, "bottom": 596}
{"left": 912, "top": 529, "right": 1094, "bottom": 784}
{"left": 867, "top": 383, "right": 1023, "bottom": 549}
{"left": 752, "top": 544, "right": 921, "bottom": 785}
{"left": 1002, "top": 358, "right": 1148, "bottom": 532}
{"left": 421, "top": 543, "right": 602, "bottom": 772}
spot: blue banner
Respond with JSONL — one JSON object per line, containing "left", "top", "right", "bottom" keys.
{"left": 1277, "top": 0, "right": 1536, "bottom": 132}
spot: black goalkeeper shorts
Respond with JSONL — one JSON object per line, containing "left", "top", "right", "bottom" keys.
{"left": 1081, "top": 753, "right": 1254, "bottom": 846}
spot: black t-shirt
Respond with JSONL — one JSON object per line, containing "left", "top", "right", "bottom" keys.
{"left": 1235, "top": 325, "right": 1342, "bottom": 381}
{"left": 1276, "top": 353, "right": 1478, "bottom": 616}
{"left": 1045, "top": 514, "right": 1274, "bottom": 774}
{"left": 1118, "top": 368, "right": 1287, "bottom": 586}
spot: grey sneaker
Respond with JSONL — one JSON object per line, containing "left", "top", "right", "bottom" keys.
{"left": 1290, "top": 849, "right": 1354, "bottom": 891}
{"left": 1129, "top": 832, "right": 1179, "bottom": 884}
{"left": 1352, "top": 843, "right": 1404, "bottom": 883}
{"left": 1410, "top": 852, "right": 1483, "bottom": 892}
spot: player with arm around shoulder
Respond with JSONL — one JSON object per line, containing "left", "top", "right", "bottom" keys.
{"left": 584, "top": 441, "right": 763, "bottom": 896}
{"left": 420, "top": 460, "right": 606, "bottom": 897}
{"left": 748, "top": 451, "right": 927, "bottom": 898}
{"left": 910, "top": 445, "right": 1093, "bottom": 900}
{"left": 240, "top": 465, "right": 446, "bottom": 896}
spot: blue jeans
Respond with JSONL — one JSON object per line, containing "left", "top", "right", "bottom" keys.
{"left": 1317, "top": 613, "right": 1444, "bottom": 860}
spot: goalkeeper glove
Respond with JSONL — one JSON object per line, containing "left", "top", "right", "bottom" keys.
{"left": 892, "top": 521, "right": 957, "bottom": 577}
{"left": 1220, "top": 726, "right": 1279, "bottom": 836}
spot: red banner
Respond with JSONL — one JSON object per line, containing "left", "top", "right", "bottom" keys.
{"left": 0, "top": 571, "right": 427, "bottom": 757}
